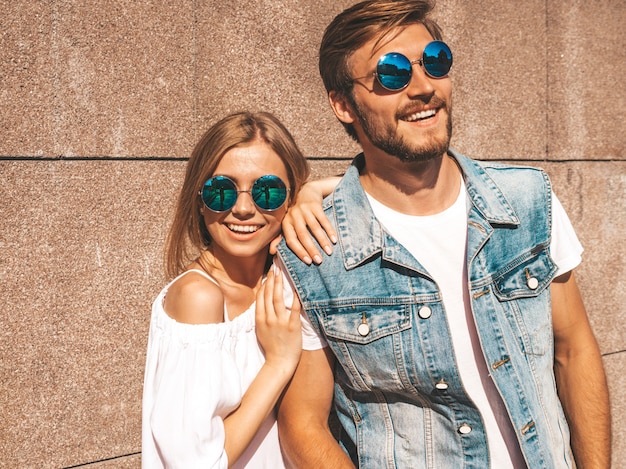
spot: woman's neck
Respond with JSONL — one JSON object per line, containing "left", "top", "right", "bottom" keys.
{"left": 197, "top": 247, "right": 268, "bottom": 290}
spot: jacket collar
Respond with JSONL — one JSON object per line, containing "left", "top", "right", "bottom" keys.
{"left": 332, "top": 149, "right": 520, "bottom": 269}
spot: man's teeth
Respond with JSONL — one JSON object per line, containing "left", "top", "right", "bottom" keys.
{"left": 405, "top": 109, "right": 436, "bottom": 122}
{"left": 227, "top": 224, "right": 260, "bottom": 233}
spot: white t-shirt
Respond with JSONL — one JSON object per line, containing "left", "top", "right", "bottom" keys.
{"left": 297, "top": 181, "right": 582, "bottom": 469}
{"left": 142, "top": 269, "right": 288, "bottom": 469}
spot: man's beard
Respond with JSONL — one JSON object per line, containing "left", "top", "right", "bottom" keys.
{"left": 351, "top": 96, "right": 453, "bottom": 163}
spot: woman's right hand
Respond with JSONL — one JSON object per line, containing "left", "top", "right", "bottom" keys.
{"left": 255, "top": 266, "right": 302, "bottom": 374}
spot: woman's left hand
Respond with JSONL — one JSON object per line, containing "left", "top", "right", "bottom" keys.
{"left": 255, "top": 266, "right": 302, "bottom": 374}
{"left": 269, "top": 176, "right": 340, "bottom": 264}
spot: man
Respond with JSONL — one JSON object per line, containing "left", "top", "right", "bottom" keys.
{"left": 276, "top": 1, "right": 611, "bottom": 467}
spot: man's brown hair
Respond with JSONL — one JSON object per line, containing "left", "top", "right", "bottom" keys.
{"left": 319, "top": 0, "right": 443, "bottom": 140}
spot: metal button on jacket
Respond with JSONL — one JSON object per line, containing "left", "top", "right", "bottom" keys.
{"left": 435, "top": 379, "right": 449, "bottom": 390}
{"left": 418, "top": 305, "right": 432, "bottom": 319}
{"left": 458, "top": 423, "right": 472, "bottom": 434}
{"left": 358, "top": 312, "right": 370, "bottom": 336}
{"left": 525, "top": 268, "right": 539, "bottom": 290}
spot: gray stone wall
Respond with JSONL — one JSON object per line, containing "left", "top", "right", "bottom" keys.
{"left": 1, "top": 1, "right": 623, "bottom": 467}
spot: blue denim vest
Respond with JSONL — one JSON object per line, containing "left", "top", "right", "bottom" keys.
{"left": 278, "top": 150, "right": 574, "bottom": 468}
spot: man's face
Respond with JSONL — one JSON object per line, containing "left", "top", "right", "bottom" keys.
{"left": 343, "top": 23, "right": 453, "bottom": 163}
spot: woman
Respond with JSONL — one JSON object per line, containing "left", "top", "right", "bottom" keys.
{"left": 142, "top": 111, "right": 310, "bottom": 468}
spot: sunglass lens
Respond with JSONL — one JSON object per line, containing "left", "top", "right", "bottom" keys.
{"left": 202, "top": 176, "right": 238, "bottom": 211}
{"left": 376, "top": 53, "right": 412, "bottom": 90}
{"left": 251, "top": 175, "right": 287, "bottom": 211}
{"left": 422, "top": 41, "right": 453, "bottom": 78}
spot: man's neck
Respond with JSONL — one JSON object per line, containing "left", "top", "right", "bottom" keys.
{"left": 359, "top": 151, "right": 462, "bottom": 216}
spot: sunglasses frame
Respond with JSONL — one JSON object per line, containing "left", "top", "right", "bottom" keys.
{"left": 199, "top": 174, "right": 290, "bottom": 213}
{"left": 352, "top": 40, "right": 453, "bottom": 92}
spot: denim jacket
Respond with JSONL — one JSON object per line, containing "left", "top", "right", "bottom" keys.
{"left": 277, "top": 150, "right": 574, "bottom": 468}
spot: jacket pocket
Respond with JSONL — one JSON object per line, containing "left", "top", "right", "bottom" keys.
{"left": 319, "top": 301, "right": 412, "bottom": 344}
{"left": 492, "top": 245, "right": 557, "bottom": 301}
{"left": 490, "top": 246, "right": 556, "bottom": 357}
{"left": 314, "top": 301, "right": 413, "bottom": 390}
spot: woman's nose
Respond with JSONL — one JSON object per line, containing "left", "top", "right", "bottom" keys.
{"left": 230, "top": 190, "right": 256, "bottom": 216}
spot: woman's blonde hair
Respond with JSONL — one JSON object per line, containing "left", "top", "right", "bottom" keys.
{"left": 165, "top": 111, "right": 310, "bottom": 278}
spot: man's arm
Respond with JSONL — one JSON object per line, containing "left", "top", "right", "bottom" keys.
{"left": 552, "top": 270, "right": 611, "bottom": 468}
{"left": 277, "top": 347, "right": 355, "bottom": 468}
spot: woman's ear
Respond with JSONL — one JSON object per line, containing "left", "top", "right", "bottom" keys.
{"left": 328, "top": 91, "right": 356, "bottom": 125}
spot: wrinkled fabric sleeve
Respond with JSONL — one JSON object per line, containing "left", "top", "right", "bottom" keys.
{"left": 273, "top": 257, "right": 328, "bottom": 351}
{"left": 550, "top": 191, "right": 583, "bottom": 276}
{"left": 142, "top": 314, "right": 241, "bottom": 469}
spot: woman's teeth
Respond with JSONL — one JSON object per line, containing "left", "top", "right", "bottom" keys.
{"left": 227, "top": 224, "right": 260, "bottom": 233}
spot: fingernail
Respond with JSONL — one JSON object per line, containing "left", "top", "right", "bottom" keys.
{"left": 313, "top": 255, "right": 323, "bottom": 264}
{"left": 323, "top": 245, "right": 333, "bottom": 256}
{"left": 303, "top": 256, "right": 313, "bottom": 265}
{"left": 330, "top": 235, "right": 338, "bottom": 244}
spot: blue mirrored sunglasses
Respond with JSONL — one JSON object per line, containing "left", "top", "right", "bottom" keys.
{"left": 200, "top": 175, "right": 289, "bottom": 212}
{"left": 354, "top": 41, "right": 453, "bottom": 91}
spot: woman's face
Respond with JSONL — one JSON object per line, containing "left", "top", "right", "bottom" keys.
{"left": 201, "top": 140, "right": 290, "bottom": 262}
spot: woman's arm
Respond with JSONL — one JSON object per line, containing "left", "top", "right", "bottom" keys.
{"left": 145, "top": 272, "right": 232, "bottom": 468}
{"left": 146, "top": 269, "right": 301, "bottom": 468}
{"left": 163, "top": 270, "right": 225, "bottom": 324}
{"left": 223, "top": 268, "right": 302, "bottom": 466}
{"left": 271, "top": 176, "right": 340, "bottom": 264}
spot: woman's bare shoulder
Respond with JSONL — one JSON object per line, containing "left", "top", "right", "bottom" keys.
{"left": 163, "top": 270, "right": 225, "bottom": 325}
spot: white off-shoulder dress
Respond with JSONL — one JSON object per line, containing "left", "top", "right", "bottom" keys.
{"left": 141, "top": 269, "right": 289, "bottom": 469}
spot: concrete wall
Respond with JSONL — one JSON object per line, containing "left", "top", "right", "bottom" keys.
{"left": 1, "top": 1, "right": 623, "bottom": 467}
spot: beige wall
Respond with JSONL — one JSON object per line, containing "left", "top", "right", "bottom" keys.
{"left": 1, "top": 1, "right": 624, "bottom": 467}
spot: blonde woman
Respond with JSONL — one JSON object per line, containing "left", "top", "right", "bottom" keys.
{"left": 142, "top": 111, "right": 309, "bottom": 468}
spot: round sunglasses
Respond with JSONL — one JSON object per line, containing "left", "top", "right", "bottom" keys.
{"left": 200, "top": 175, "right": 289, "bottom": 212}
{"left": 353, "top": 41, "right": 453, "bottom": 91}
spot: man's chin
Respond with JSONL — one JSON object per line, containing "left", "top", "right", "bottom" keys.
{"left": 394, "top": 135, "right": 451, "bottom": 163}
